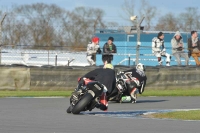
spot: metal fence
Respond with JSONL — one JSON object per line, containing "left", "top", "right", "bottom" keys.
{"left": 0, "top": 47, "right": 89, "bottom": 66}
{"left": 0, "top": 44, "right": 195, "bottom": 67}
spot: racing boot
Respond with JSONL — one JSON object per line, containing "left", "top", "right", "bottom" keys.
{"left": 99, "top": 92, "right": 108, "bottom": 111}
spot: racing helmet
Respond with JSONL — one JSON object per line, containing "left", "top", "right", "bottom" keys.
{"left": 136, "top": 63, "right": 145, "bottom": 71}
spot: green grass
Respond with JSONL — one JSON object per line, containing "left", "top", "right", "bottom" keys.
{"left": 140, "top": 88, "right": 200, "bottom": 96}
{"left": 0, "top": 88, "right": 200, "bottom": 97}
{"left": 0, "top": 91, "right": 73, "bottom": 97}
{"left": 151, "top": 110, "right": 200, "bottom": 120}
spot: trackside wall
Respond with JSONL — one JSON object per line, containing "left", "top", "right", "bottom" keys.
{"left": 0, "top": 65, "right": 199, "bottom": 90}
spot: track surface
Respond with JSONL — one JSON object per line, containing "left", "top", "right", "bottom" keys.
{"left": 0, "top": 96, "right": 200, "bottom": 133}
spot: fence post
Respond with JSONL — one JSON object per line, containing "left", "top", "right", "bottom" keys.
{"left": 48, "top": 49, "right": 49, "bottom": 65}
{"left": 135, "top": 16, "right": 145, "bottom": 65}
{"left": 55, "top": 53, "right": 57, "bottom": 66}
{"left": 0, "top": 13, "right": 6, "bottom": 65}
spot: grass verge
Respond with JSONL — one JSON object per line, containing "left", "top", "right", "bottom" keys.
{"left": 0, "top": 91, "right": 73, "bottom": 97}
{"left": 140, "top": 88, "right": 200, "bottom": 96}
{"left": 150, "top": 110, "right": 200, "bottom": 120}
{"left": 1, "top": 89, "right": 200, "bottom": 97}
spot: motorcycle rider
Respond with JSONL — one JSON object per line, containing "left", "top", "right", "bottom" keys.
{"left": 115, "top": 63, "right": 147, "bottom": 103}
{"left": 68, "top": 63, "right": 115, "bottom": 112}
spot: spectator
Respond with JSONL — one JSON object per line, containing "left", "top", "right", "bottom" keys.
{"left": 86, "top": 36, "right": 101, "bottom": 66}
{"left": 171, "top": 31, "right": 189, "bottom": 66}
{"left": 102, "top": 37, "right": 117, "bottom": 64}
{"left": 152, "top": 32, "right": 171, "bottom": 66}
{"left": 188, "top": 31, "right": 200, "bottom": 66}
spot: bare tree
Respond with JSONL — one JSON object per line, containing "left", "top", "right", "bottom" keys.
{"left": 1, "top": 3, "right": 115, "bottom": 51}
{"left": 179, "top": 7, "right": 200, "bottom": 32}
{"left": 139, "top": 0, "right": 157, "bottom": 31}
{"left": 154, "top": 13, "right": 180, "bottom": 31}
{"left": 14, "top": 3, "right": 65, "bottom": 49}
{"left": 106, "top": 22, "right": 119, "bottom": 28}
{"left": 3, "top": 12, "right": 28, "bottom": 47}
{"left": 120, "top": 0, "right": 136, "bottom": 25}
{"left": 0, "top": 12, "right": 6, "bottom": 46}
{"left": 63, "top": 7, "right": 106, "bottom": 51}
{"left": 120, "top": 0, "right": 157, "bottom": 31}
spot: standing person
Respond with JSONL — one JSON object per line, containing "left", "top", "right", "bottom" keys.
{"left": 187, "top": 31, "right": 200, "bottom": 66}
{"left": 152, "top": 32, "right": 171, "bottom": 66}
{"left": 102, "top": 36, "right": 117, "bottom": 64}
{"left": 86, "top": 36, "right": 101, "bottom": 66}
{"left": 171, "top": 31, "right": 189, "bottom": 66}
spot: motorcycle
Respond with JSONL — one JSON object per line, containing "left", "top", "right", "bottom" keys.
{"left": 67, "top": 78, "right": 106, "bottom": 114}
{"left": 108, "top": 71, "right": 138, "bottom": 103}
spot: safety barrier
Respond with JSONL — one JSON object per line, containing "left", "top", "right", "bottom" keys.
{"left": 0, "top": 65, "right": 200, "bottom": 90}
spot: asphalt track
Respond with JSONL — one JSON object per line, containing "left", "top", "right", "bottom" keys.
{"left": 0, "top": 96, "right": 200, "bottom": 133}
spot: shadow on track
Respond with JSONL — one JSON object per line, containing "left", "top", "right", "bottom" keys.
{"left": 108, "top": 99, "right": 168, "bottom": 104}
{"left": 136, "top": 99, "right": 168, "bottom": 103}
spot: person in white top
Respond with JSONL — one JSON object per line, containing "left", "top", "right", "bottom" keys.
{"left": 152, "top": 32, "right": 171, "bottom": 66}
{"left": 86, "top": 37, "right": 101, "bottom": 66}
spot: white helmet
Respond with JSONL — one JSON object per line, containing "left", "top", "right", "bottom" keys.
{"left": 136, "top": 63, "right": 145, "bottom": 71}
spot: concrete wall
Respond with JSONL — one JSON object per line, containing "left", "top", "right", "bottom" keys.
{"left": 0, "top": 65, "right": 200, "bottom": 90}
{"left": 0, "top": 65, "right": 30, "bottom": 90}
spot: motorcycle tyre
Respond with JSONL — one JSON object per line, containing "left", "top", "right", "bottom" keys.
{"left": 72, "top": 93, "right": 93, "bottom": 114}
{"left": 66, "top": 105, "right": 73, "bottom": 113}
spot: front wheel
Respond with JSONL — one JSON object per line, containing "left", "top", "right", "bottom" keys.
{"left": 66, "top": 105, "right": 73, "bottom": 113}
{"left": 72, "top": 93, "right": 93, "bottom": 114}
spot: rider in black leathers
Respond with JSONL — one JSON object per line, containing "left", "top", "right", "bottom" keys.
{"left": 109, "top": 63, "right": 147, "bottom": 103}
{"left": 77, "top": 67, "right": 116, "bottom": 110}
{"left": 68, "top": 61, "right": 147, "bottom": 114}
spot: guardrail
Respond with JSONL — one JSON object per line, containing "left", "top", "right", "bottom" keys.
{"left": 96, "top": 53, "right": 195, "bottom": 66}
{"left": 0, "top": 49, "right": 196, "bottom": 67}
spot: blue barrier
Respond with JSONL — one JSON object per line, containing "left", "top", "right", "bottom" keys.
{"left": 96, "top": 41, "right": 194, "bottom": 66}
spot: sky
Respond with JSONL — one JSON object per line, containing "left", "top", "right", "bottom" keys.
{"left": 0, "top": 0, "right": 200, "bottom": 26}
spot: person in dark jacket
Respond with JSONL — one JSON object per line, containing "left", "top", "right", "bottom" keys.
{"left": 102, "top": 37, "right": 117, "bottom": 64}
{"left": 103, "top": 36, "right": 117, "bottom": 53}
{"left": 75, "top": 64, "right": 116, "bottom": 111}
{"left": 187, "top": 30, "right": 200, "bottom": 66}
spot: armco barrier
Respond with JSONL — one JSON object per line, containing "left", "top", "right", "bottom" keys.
{"left": 0, "top": 65, "right": 200, "bottom": 90}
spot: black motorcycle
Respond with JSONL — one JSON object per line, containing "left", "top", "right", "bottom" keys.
{"left": 67, "top": 78, "right": 105, "bottom": 114}
{"left": 108, "top": 72, "right": 138, "bottom": 103}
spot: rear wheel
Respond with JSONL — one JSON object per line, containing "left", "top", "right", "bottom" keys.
{"left": 72, "top": 93, "right": 93, "bottom": 114}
